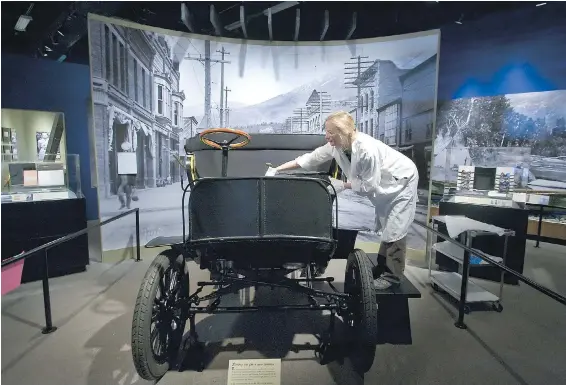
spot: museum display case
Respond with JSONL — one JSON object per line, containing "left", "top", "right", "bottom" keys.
{"left": 1, "top": 154, "right": 88, "bottom": 283}
{"left": 1, "top": 154, "right": 82, "bottom": 203}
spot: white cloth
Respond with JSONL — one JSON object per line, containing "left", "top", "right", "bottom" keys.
{"left": 442, "top": 216, "right": 508, "bottom": 239}
{"left": 265, "top": 167, "right": 278, "bottom": 177}
{"left": 328, "top": 177, "right": 345, "bottom": 195}
{"left": 296, "top": 132, "right": 419, "bottom": 242}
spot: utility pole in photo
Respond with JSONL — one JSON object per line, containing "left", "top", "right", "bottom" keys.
{"left": 216, "top": 46, "right": 230, "bottom": 126}
{"left": 185, "top": 40, "right": 231, "bottom": 129}
{"left": 293, "top": 108, "right": 307, "bottom": 134}
{"left": 224, "top": 86, "right": 231, "bottom": 126}
{"left": 344, "top": 56, "right": 373, "bottom": 126}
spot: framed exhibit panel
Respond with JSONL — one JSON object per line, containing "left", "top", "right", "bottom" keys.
{"left": 87, "top": 13, "right": 441, "bottom": 261}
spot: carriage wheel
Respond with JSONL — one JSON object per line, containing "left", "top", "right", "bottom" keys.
{"left": 343, "top": 249, "right": 378, "bottom": 373}
{"left": 132, "top": 251, "right": 189, "bottom": 381}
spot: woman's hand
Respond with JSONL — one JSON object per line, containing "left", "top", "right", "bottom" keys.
{"left": 343, "top": 182, "right": 352, "bottom": 190}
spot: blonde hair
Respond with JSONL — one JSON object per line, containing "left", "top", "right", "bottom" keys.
{"left": 325, "top": 111, "right": 357, "bottom": 149}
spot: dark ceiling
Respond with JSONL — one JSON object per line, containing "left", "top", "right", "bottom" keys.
{"left": 0, "top": 1, "right": 557, "bottom": 65}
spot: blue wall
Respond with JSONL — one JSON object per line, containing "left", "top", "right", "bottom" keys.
{"left": 437, "top": 4, "right": 566, "bottom": 100}
{"left": 1, "top": 54, "right": 99, "bottom": 220}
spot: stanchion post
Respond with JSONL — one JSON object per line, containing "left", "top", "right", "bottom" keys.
{"left": 535, "top": 205, "right": 543, "bottom": 248}
{"left": 135, "top": 209, "right": 141, "bottom": 262}
{"left": 455, "top": 232, "right": 471, "bottom": 330}
{"left": 41, "top": 248, "right": 57, "bottom": 334}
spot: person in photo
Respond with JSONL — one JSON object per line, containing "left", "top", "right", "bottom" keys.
{"left": 267, "top": 111, "right": 419, "bottom": 290}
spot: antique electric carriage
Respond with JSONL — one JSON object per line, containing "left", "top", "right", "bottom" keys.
{"left": 131, "top": 128, "right": 378, "bottom": 381}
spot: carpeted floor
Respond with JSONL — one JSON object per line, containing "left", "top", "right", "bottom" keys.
{"left": 1, "top": 240, "right": 565, "bottom": 385}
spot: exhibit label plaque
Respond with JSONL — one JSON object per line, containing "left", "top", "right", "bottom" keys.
{"left": 227, "top": 359, "right": 281, "bottom": 385}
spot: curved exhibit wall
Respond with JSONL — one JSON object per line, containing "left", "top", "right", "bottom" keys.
{"left": 86, "top": 14, "right": 441, "bottom": 258}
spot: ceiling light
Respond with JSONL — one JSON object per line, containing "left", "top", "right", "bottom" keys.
{"left": 455, "top": 14, "right": 464, "bottom": 25}
{"left": 14, "top": 15, "right": 32, "bottom": 32}
{"left": 57, "top": 30, "right": 64, "bottom": 37}
{"left": 44, "top": 46, "right": 53, "bottom": 52}
{"left": 536, "top": 3, "right": 547, "bottom": 6}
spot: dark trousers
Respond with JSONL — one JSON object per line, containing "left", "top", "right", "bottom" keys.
{"left": 372, "top": 236, "right": 407, "bottom": 282}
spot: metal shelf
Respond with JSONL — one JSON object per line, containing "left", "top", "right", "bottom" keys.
{"left": 432, "top": 241, "right": 503, "bottom": 266}
{"left": 431, "top": 271, "right": 499, "bottom": 303}
{"left": 427, "top": 215, "right": 513, "bottom": 313}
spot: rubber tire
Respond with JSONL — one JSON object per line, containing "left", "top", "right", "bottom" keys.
{"left": 132, "top": 251, "right": 187, "bottom": 381}
{"left": 345, "top": 249, "right": 378, "bottom": 373}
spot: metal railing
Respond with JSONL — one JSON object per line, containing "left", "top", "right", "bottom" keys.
{"left": 1, "top": 208, "right": 141, "bottom": 334}
{"left": 414, "top": 219, "right": 566, "bottom": 329}
{"left": 526, "top": 203, "right": 566, "bottom": 248}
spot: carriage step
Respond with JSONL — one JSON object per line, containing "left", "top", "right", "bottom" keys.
{"left": 366, "top": 253, "right": 421, "bottom": 345}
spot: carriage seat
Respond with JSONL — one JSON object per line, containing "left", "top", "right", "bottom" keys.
{"left": 184, "top": 133, "right": 341, "bottom": 183}
{"left": 188, "top": 176, "right": 336, "bottom": 268}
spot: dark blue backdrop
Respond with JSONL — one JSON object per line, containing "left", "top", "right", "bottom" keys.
{"left": 438, "top": 4, "right": 566, "bottom": 100}
{"left": 2, "top": 5, "right": 565, "bottom": 221}
{"left": 1, "top": 54, "right": 99, "bottom": 220}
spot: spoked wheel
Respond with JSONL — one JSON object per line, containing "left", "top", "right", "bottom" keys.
{"left": 132, "top": 251, "right": 189, "bottom": 381}
{"left": 343, "top": 249, "right": 378, "bottom": 373}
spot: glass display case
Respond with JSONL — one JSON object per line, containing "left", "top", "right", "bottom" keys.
{"left": 1, "top": 154, "right": 82, "bottom": 203}
{"left": 437, "top": 147, "right": 532, "bottom": 209}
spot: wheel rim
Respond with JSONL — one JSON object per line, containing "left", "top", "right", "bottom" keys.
{"left": 150, "top": 266, "right": 183, "bottom": 363}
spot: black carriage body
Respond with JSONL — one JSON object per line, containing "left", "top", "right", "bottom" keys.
{"left": 188, "top": 176, "right": 336, "bottom": 269}
{"left": 132, "top": 133, "right": 379, "bottom": 381}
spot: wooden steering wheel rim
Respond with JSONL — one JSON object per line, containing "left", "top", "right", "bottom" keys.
{"left": 199, "top": 128, "right": 251, "bottom": 149}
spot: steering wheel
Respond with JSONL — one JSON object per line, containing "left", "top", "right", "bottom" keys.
{"left": 199, "top": 128, "right": 251, "bottom": 150}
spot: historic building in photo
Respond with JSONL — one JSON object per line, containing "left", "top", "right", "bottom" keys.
{"left": 305, "top": 90, "right": 332, "bottom": 133}
{"left": 399, "top": 54, "right": 437, "bottom": 187}
{"left": 354, "top": 60, "right": 407, "bottom": 144}
{"left": 150, "top": 33, "right": 185, "bottom": 184}
{"left": 90, "top": 22, "right": 186, "bottom": 197}
{"left": 352, "top": 56, "right": 438, "bottom": 187}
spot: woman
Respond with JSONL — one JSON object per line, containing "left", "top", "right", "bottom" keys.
{"left": 266, "top": 111, "right": 419, "bottom": 290}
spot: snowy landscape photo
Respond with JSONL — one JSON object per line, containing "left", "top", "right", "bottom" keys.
{"left": 432, "top": 90, "right": 566, "bottom": 196}
{"left": 87, "top": 16, "right": 440, "bottom": 255}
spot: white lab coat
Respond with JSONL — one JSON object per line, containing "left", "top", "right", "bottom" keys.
{"left": 296, "top": 132, "right": 419, "bottom": 242}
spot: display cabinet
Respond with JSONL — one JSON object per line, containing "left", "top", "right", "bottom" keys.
{"left": 1, "top": 154, "right": 88, "bottom": 283}
{"left": 1, "top": 154, "right": 81, "bottom": 202}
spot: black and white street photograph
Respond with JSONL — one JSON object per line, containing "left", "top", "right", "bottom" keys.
{"left": 88, "top": 18, "right": 440, "bottom": 254}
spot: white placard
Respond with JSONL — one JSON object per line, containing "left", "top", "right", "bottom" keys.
{"left": 117, "top": 152, "right": 138, "bottom": 175}
{"left": 37, "top": 169, "right": 65, "bottom": 187}
{"left": 227, "top": 359, "right": 281, "bottom": 385}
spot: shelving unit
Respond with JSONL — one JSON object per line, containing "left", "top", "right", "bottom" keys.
{"left": 427, "top": 215, "right": 515, "bottom": 313}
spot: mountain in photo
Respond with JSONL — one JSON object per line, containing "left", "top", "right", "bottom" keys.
{"left": 227, "top": 71, "right": 356, "bottom": 128}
